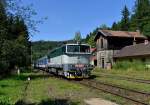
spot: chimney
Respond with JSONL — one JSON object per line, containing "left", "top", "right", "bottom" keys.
{"left": 144, "top": 40, "right": 149, "bottom": 45}
{"left": 136, "top": 30, "right": 140, "bottom": 33}
{"left": 133, "top": 37, "right": 136, "bottom": 45}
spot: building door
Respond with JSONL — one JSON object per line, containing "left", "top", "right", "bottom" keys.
{"left": 102, "top": 58, "right": 105, "bottom": 68}
{"left": 94, "top": 60, "right": 97, "bottom": 66}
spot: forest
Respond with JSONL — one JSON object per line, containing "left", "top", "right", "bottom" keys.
{"left": 0, "top": 0, "right": 150, "bottom": 74}
{"left": 0, "top": 0, "right": 33, "bottom": 74}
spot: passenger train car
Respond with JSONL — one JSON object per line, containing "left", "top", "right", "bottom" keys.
{"left": 35, "top": 43, "right": 93, "bottom": 79}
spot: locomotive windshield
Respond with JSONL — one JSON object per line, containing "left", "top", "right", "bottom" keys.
{"left": 67, "top": 45, "right": 90, "bottom": 53}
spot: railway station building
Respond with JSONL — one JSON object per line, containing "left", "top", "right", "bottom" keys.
{"left": 114, "top": 41, "right": 150, "bottom": 65}
{"left": 94, "top": 30, "right": 147, "bottom": 69}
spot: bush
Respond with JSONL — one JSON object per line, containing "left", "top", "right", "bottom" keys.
{"left": 0, "top": 61, "right": 9, "bottom": 74}
{"left": 0, "top": 96, "right": 12, "bottom": 105}
{"left": 113, "top": 60, "right": 145, "bottom": 71}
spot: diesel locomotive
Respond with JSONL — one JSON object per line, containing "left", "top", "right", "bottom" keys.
{"left": 35, "top": 43, "right": 93, "bottom": 79}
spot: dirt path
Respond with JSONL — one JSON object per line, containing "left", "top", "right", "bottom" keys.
{"left": 84, "top": 98, "right": 119, "bottom": 105}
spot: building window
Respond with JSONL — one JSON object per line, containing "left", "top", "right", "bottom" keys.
{"left": 102, "top": 58, "right": 105, "bottom": 68}
{"left": 101, "top": 38, "right": 104, "bottom": 48}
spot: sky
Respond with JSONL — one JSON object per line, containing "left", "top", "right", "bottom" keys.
{"left": 21, "top": 0, "right": 136, "bottom": 41}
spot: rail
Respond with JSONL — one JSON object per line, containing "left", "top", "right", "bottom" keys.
{"left": 79, "top": 79, "right": 150, "bottom": 105}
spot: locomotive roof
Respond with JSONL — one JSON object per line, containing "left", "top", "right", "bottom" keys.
{"left": 48, "top": 43, "right": 90, "bottom": 53}
{"left": 37, "top": 44, "right": 91, "bottom": 60}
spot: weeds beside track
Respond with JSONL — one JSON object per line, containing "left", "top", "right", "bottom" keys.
{"left": 98, "top": 73, "right": 150, "bottom": 84}
{"left": 79, "top": 79, "right": 150, "bottom": 105}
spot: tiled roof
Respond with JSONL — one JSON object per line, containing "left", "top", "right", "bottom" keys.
{"left": 114, "top": 43, "right": 150, "bottom": 58}
{"left": 95, "top": 30, "right": 147, "bottom": 41}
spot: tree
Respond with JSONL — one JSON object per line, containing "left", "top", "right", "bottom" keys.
{"left": 74, "top": 31, "right": 82, "bottom": 43}
{"left": 87, "top": 34, "right": 95, "bottom": 47}
{"left": 111, "top": 22, "right": 118, "bottom": 30}
{"left": 99, "top": 24, "right": 110, "bottom": 30}
{"left": 85, "top": 28, "right": 99, "bottom": 47}
{"left": 129, "top": 14, "right": 138, "bottom": 31}
{"left": 0, "top": 0, "right": 9, "bottom": 71}
{"left": 120, "top": 5, "right": 130, "bottom": 31}
{"left": 131, "top": 0, "right": 150, "bottom": 36}
{"left": 0, "top": 0, "right": 38, "bottom": 73}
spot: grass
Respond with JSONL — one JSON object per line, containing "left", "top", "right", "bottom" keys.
{"left": 0, "top": 74, "right": 29, "bottom": 104}
{"left": 92, "top": 68, "right": 150, "bottom": 92}
{"left": 93, "top": 67, "right": 150, "bottom": 80}
{"left": 0, "top": 71, "right": 135, "bottom": 105}
{"left": 95, "top": 76, "right": 150, "bottom": 92}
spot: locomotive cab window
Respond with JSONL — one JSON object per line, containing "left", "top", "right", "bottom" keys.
{"left": 67, "top": 45, "right": 90, "bottom": 53}
{"left": 67, "top": 45, "right": 80, "bottom": 53}
{"left": 80, "top": 45, "right": 90, "bottom": 53}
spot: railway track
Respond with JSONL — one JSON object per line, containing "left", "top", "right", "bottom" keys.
{"left": 36, "top": 70, "right": 150, "bottom": 105}
{"left": 79, "top": 79, "right": 150, "bottom": 105}
{"left": 97, "top": 73, "right": 150, "bottom": 84}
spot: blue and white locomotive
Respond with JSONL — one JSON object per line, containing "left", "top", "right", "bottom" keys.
{"left": 35, "top": 43, "right": 93, "bottom": 79}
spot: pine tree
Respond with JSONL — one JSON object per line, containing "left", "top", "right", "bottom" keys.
{"left": 99, "top": 24, "right": 110, "bottom": 30}
{"left": 0, "top": 1, "right": 31, "bottom": 73}
{"left": 0, "top": 0, "right": 9, "bottom": 71}
{"left": 131, "top": 0, "right": 150, "bottom": 36}
{"left": 85, "top": 28, "right": 99, "bottom": 47}
{"left": 111, "top": 22, "right": 118, "bottom": 30}
{"left": 120, "top": 5, "right": 130, "bottom": 31}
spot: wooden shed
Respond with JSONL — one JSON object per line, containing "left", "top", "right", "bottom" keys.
{"left": 94, "top": 30, "right": 147, "bottom": 69}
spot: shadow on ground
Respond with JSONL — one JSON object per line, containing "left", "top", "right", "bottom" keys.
{"left": 15, "top": 99, "right": 79, "bottom": 105}
{"left": 88, "top": 75, "right": 99, "bottom": 79}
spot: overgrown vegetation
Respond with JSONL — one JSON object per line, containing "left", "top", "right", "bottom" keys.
{"left": 113, "top": 60, "right": 146, "bottom": 71}
{"left": 92, "top": 68, "right": 150, "bottom": 92}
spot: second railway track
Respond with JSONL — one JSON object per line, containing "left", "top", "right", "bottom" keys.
{"left": 37, "top": 70, "right": 150, "bottom": 105}
{"left": 97, "top": 73, "right": 150, "bottom": 84}
{"left": 78, "top": 79, "right": 150, "bottom": 105}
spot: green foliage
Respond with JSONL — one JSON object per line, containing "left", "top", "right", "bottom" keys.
{"left": 0, "top": 96, "right": 11, "bottom": 105}
{"left": 0, "top": 61, "right": 9, "bottom": 72}
{"left": 0, "top": 0, "right": 32, "bottom": 74}
{"left": 120, "top": 5, "right": 130, "bottom": 31}
{"left": 99, "top": 24, "right": 110, "bottom": 30}
{"left": 32, "top": 41, "right": 63, "bottom": 61}
{"left": 111, "top": 0, "right": 150, "bottom": 36}
{"left": 132, "top": 0, "right": 150, "bottom": 36}
{"left": 87, "top": 35, "right": 95, "bottom": 47}
{"left": 111, "top": 5, "right": 130, "bottom": 31}
{"left": 113, "top": 60, "right": 145, "bottom": 71}
{"left": 111, "top": 22, "right": 118, "bottom": 30}
{"left": 85, "top": 28, "right": 99, "bottom": 47}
